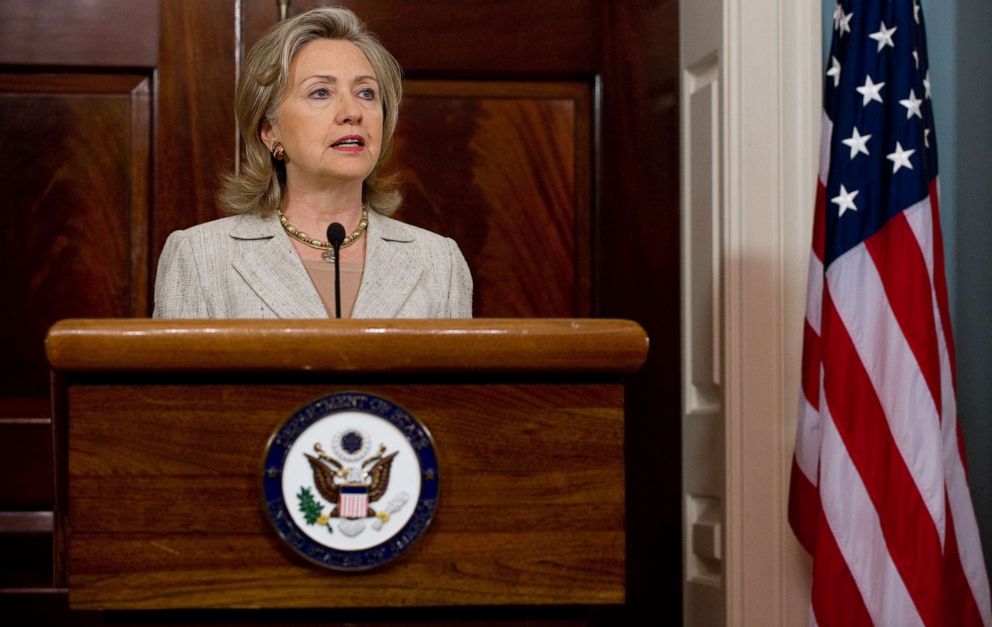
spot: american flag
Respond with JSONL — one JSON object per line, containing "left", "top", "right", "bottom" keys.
{"left": 789, "top": 1, "right": 992, "bottom": 625}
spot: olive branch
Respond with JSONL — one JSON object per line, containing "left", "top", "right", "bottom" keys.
{"left": 297, "top": 486, "right": 324, "bottom": 525}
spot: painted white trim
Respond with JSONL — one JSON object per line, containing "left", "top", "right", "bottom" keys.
{"left": 721, "top": 0, "right": 819, "bottom": 625}
{"left": 680, "top": 0, "right": 818, "bottom": 623}
{"left": 680, "top": 0, "right": 727, "bottom": 623}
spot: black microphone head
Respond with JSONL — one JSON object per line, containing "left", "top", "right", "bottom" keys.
{"left": 326, "top": 222, "right": 346, "bottom": 247}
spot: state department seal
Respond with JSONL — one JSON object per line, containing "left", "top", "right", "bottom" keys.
{"left": 262, "top": 392, "right": 439, "bottom": 571}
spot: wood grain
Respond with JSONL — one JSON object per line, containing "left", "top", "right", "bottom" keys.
{"left": 45, "top": 319, "right": 649, "bottom": 374}
{"left": 597, "top": 1, "right": 683, "bottom": 614}
{"left": 0, "top": 2, "right": 239, "bottom": 599}
{"left": 0, "top": 0, "right": 158, "bottom": 67}
{"left": 153, "top": 0, "right": 237, "bottom": 257}
{"left": 0, "top": 74, "right": 150, "bottom": 400}
{"left": 65, "top": 382, "right": 625, "bottom": 609}
{"left": 392, "top": 81, "right": 592, "bottom": 317}
{"left": 243, "top": 0, "right": 600, "bottom": 74}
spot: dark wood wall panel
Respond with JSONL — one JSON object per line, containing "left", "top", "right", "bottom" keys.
{"left": 0, "top": 530, "right": 51, "bottom": 588}
{"left": 244, "top": 0, "right": 600, "bottom": 73}
{"left": 0, "top": 418, "right": 53, "bottom": 508}
{"left": 0, "top": 70, "right": 152, "bottom": 596}
{"left": 153, "top": 0, "right": 237, "bottom": 253}
{"left": 393, "top": 81, "right": 591, "bottom": 317}
{"left": 0, "top": 74, "right": 150, "bottom": 399}
{"left": 0, "top": 0, "right": 158, "bottom": 68}
{"left": 598, "top": 1, "right": 682, "bottom": 614}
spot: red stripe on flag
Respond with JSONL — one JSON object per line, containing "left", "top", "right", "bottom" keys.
{"left": 789, "top": 456, "right": 819, "bottom": 553}
{"left": 927, "top": 181, "right": 956, "bottom": 389}
{"left": 813, "top": 181, "right": 827, "bottom": 262}
{"left": 864, "top": 212, "right": 943, "bottom": 418}
{"left": 810, "top": 505, "right": 875, "bottom": 627}
{"left": 822, "top": 289, "right": 944, "bottom": 626}
{"left": 941, "top": 492, "right": 987, "bottom": 627}
{"left": 801, "top": 320, "right": 821, "bottom": 409}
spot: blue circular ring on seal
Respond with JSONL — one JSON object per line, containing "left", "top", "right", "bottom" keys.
{"left": 261, "top": 391, "right": 439, "bottom": 571}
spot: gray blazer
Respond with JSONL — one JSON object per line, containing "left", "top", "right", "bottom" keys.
{"left": 153, "top": 210, "right": 472, "bottom": 318}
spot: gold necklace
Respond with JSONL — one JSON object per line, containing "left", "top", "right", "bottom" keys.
{"left": 278, "top": 206, "right": 369, "bottom": 262}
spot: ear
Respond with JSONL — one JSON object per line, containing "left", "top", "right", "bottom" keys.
{"left": 259, "top": 118, "right": 278, "bottom": 152}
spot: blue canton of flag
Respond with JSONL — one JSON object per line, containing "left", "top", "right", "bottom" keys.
{"left": 823, "top": 0, "right": 936, "bottom": 266}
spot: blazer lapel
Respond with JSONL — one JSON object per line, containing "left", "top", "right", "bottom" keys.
{"left": 229, "top": 214, "right": 327, "bottom": 318}
{"left": 352, "top": 212, "right": 425, "bottom": 318}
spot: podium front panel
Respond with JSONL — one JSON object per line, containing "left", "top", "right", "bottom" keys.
{"left": 63, "top": 380, "right": 625, "bottom": 609}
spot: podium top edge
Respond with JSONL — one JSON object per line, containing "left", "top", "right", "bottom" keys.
{"left": 46, "top": 318, "right": 649, "bottom": 375}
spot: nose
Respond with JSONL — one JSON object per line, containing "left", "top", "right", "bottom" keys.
{"left": 336, "top": 92, "right": 362, "bottom": 125}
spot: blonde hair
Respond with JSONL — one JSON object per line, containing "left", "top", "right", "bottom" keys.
{"left": 219, "top": 7, "right": 403, "bottom": 216}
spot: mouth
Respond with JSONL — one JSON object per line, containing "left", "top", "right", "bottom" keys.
{"left": 330, "top": 135, "right": 365, "bottom": 150}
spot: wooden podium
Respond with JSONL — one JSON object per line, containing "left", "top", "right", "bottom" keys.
{"left": 46, "top": 319, "right": 647, "bottom": 611}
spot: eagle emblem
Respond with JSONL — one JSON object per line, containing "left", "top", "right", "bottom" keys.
{"left": 262, "top": 391, "right": 439, "bottom": 570}
{"left": 297, "top": 429, "right": 409, "bottom": 537}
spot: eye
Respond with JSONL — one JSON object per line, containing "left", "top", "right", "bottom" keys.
{"left": 310, "top": 87, "right": 330, "bottom": 99}
{"left": 357, "top": 87, "right": 377, "bottom": 101}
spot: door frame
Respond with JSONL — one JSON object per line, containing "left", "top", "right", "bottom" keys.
{"left": 681, "top": 0, "right": 821, "bottom": 624}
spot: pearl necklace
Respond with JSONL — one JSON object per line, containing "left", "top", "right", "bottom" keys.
{"left": 277, "top": 206, "right": 369, "bottom": 262}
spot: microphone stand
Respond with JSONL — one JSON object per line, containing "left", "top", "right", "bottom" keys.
{"left": 326, "top": 223, "right": 346, "bottom": 319}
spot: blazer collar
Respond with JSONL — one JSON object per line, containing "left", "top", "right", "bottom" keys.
{"left": 227, "top": 211, "right": 426, "bottom": 319}
{"left": 229, "top": 213, "right": 327, "bottom": 318}
{"left": 352, "top": 210, "right": 425, "bottom": 318}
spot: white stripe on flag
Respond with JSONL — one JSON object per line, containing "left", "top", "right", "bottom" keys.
{"left": 902, "top": 196, "right": 934, "bottom": 280}
{"left": 819, "top": 112, "right": 833, "bottom": 185}
{"left": 826, "top": 244, "right": 946, "bottom": 542}
{"left": 820, "top": 399, "right": 925, "bottom": 627}
{"left": 795, "top": 395, "right": 821, "bottom": 485}
{"left": 806, "top": 251, "right": 824, "bottom": 336}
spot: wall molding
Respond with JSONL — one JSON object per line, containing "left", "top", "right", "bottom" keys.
{"left": 721, "top": 0, "right": 819, "bottom": 625}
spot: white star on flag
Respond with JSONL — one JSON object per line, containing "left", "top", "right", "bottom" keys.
{"left": 924, "top": 128, "right": 931, "bottom": 148}
{"left": 842, "top": 127, "right": 871, "bottom": 159}
{"left": 886, "top": 141, "right": 915, "bottom": 173}
{"left": 856, "top": 75, "right": 885, "bottom": 106}
{"left": 831, "top": 184, "right": 859, "bottom": 217}
{"left": 869, "top": 22, "right": 897, "bottom": 52}
{"left": 833, "top": 3, "right": 843, "bottom": 29}
{"left": 827, "top": 56, "right": 842, "bottom": 87}
{"left": 914, "top": 0, "right": 921, "bottom": 24}
{"left": 913, "top": 50, "right": 919, "bottom": 68}
{"left": 838, "top": 9, "right": 853, "bottom": 37}
{"left": 900, "top": 90, "right": 923, "bottom": 119}
{"left": 924, "top": 71, "right": 931, "bottom": 99}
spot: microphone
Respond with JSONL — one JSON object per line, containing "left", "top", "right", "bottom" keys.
{"left": 326, "top": 223, "right": 346, "bottom": 319}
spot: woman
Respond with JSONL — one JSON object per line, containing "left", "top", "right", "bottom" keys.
{"left": 153, "top": 8, "right": 472, "bottom": 319}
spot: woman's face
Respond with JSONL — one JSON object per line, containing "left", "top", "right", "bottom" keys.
{"left": 263, "top": 38, "right": 384, "bottom": 191}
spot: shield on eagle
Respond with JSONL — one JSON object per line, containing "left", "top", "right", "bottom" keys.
{"left": 339, "top": 484, "right": 369, "bottom": 519}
